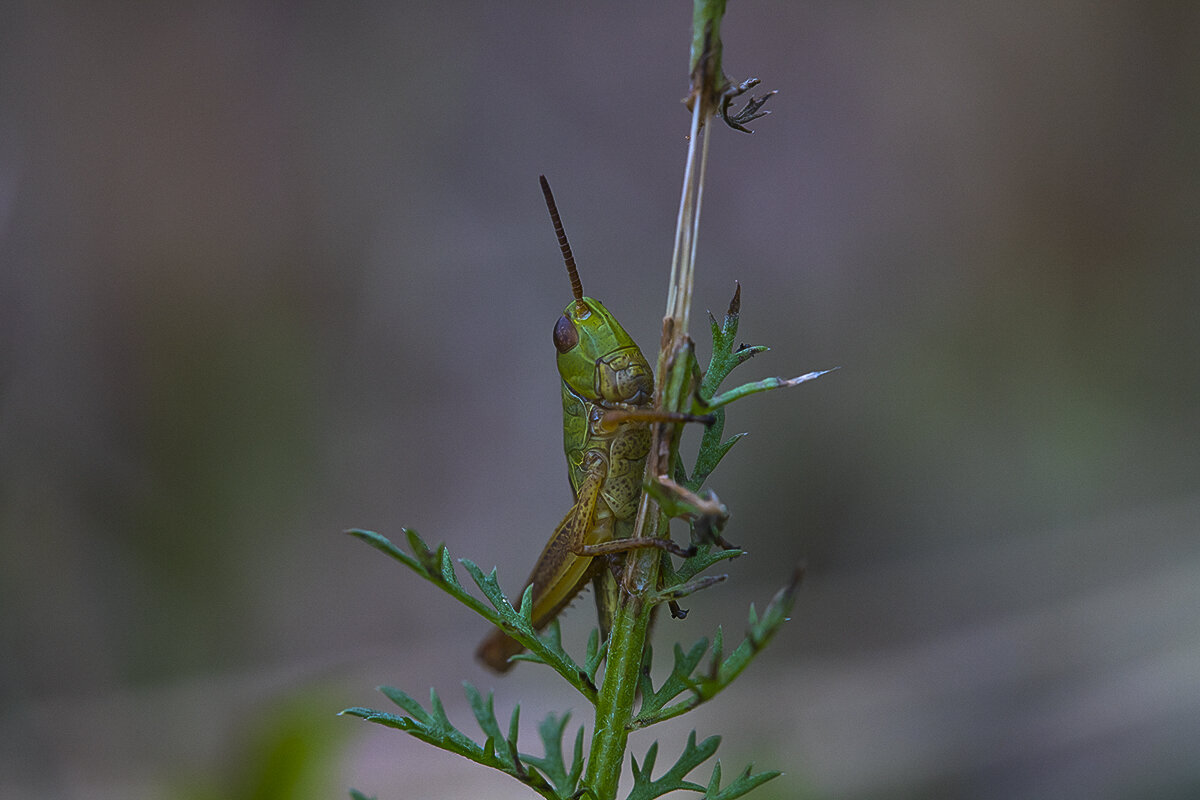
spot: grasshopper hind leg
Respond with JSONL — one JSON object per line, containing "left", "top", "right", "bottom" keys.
{"left": 475, "top": 455, "right": 608, "bottom": 673}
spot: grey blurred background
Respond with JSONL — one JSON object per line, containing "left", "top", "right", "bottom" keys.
{"left": 2, "top": 2, "right": 1198, "bottom": 798}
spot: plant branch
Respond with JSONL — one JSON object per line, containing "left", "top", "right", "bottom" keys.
{"left": 583, "top": 4, "right": 726, "bottom": 794}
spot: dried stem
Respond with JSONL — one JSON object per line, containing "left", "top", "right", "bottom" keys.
{"left": 664, "top": 100, "right": 712, "bottom": 344}
{"left": 584, "top": 36, "right": 721, "bottom": 800}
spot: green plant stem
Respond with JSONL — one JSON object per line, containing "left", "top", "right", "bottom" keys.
{"left": 582, "top": 575, "right": 655, "bottom": 798}
{"left": 690, "top": 0, "right": 727, "bottom": 115}
{"left": 583, "top": 11, "right": 721, "bottom": 785}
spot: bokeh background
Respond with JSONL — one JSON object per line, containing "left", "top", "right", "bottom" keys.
{"left": 3, "top": 2, "right": 1198, "bottom": 798}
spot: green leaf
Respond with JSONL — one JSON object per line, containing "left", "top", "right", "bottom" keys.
{"left": 378, "top": 686, "right": 431, "bottom": 723}
{"left": 706, "top": 369, "right": 836, "bottom": 411}
{"left": 690, "top": 426, "right": 745, "bottom": 490}
{"left": 342, "top": 686, "right": 566, "bottom": 799}
{"left": 626, "top": 731, "right": 718, "bottom": 800}
{"left": 345, "top": 529, "right": 598, "bottom": 701}
{"left": 703, "top": 761, "right": 782, "bottom": 800}
{"left": 635, "top": 639, "right": 709, "bottom": 719}
{"left": 652, "top": 574, "right": 728, "bottom": 604}
{"left": 464, "top": 684, "right": 515, "bottom": 770}
{"left": 670, "top": 544, "right": 743, "bottom": 584}
{"left": 631, "top": 568, "right": 803, "bottom": 730}
{"left": 687, "top": 284, "right": 834, "bottom": 495}
{"left": 521, "top": 712, "right": 587, "bottom": 798}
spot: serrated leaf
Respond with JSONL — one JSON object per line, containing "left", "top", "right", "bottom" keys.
{"left": 461, "top": 559, "right": 510, "bottom": 610}
{"left": 732, "top": 344, "right": 769, "bottom": 367}
{"left": 690, "top": 285, "right": 835, "bottom": 503}
{"left": 671, "top": 544, "right": 743, "bottom": 585}
{"left": 378, "top": 686, "right": 430, "bottom": 723}
{"left": 347, "top": 530, "right": 597, "bottom": 700}
{"left": 626, "top": 731, "right": 718, "bottom": 800}
{"left": 653, "top": 574, "right": 728, "bottom": 604}
{"left": 339, "top": 707, "right": 408, "bottom": 728}
{"left": 344, "top": 686, "right": 565, "bottom": 799}
{"left": 464, "top": 683, "right": 506, "bottom": 759}
{"left": 426, "top": 688, "right": 456, "bottom": 735}
{"left": 706, "top": 369, "right": 837, "bottom": 411}
{"left": 438, "top": 546, "right": 461, "bottom": 586}
{"left": 642, "top": 740, "right": 659, "bottom": 776}
{"left": 631, "top": 569, "right": 803, "bottom": 730}
{"left": 507, "top": 704, "right": 524, "bottom": 774}
{"left": 502, "top": 616, "right": 599, "bottom": 699}
{"left": 636, "top": 643, "right": 656, "bottom": 706}
{"left": 703, "top": 761, "right": 782, "bottom": 800}
{"left": 517, "top": 582, "right": 536, "bottom": 622}
{"left": 347, "top": 528, "right": 421, "bottom": 573}
{"left": 521, "top": 712, "right": 585, "bottom": 797}
{"left": 709, "top": 627, "right": 725, "bottom": 676}
{"left": 707, "top": 761, "right": 722, "bottom": 793}
{"left": 583, "top": 628, "right": 607, "bottom": 684}
{"left": 635, "top": 639, "right": 709, "bottom": 721}
{"left": 690, "top": 428, "right": 746, "bottom": 489}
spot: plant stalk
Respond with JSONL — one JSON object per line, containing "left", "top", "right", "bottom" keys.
{"left": 582, "top": 81, "right": 716, "bottom": 800}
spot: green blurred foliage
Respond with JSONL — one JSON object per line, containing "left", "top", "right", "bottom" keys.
{"left": 170, "top": 690, "right": 349, "bottom": 800}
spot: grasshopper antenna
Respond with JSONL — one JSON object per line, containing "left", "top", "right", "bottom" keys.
{"left": 539, "top": 175, "right": 586, "bottom": 313}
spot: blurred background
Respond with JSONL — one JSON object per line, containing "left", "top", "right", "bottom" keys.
{"left": 2, "top": 2, "right": 1198, "bottom": 798}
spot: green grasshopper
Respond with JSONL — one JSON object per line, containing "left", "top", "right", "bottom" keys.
{"left": 476, "top": 177, "right": 712, "bottom": 672}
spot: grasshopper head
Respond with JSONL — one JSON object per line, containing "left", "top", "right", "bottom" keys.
{"left": 540, "top": 175, "right": 654, "bottom": 406}
{"left": 554, "top": 298, "right": 653, "bottom": 405}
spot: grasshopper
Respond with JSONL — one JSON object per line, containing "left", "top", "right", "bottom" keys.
{"left": 476, "top": 177, "right": 712, "bottom": 672}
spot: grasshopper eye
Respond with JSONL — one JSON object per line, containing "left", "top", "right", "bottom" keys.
{"left": 553, "top": 315, "right": 579, "bottom": 353}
